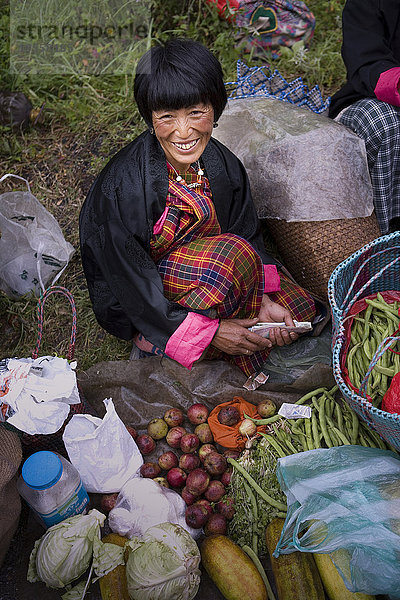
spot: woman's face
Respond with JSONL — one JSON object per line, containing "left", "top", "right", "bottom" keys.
{"left": 152, "top": 103, "right": 214, "bottom": 173}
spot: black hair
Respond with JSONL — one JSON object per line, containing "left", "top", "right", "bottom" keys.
{"left": 134, "top": 38, "right": 227, "bottom": 127}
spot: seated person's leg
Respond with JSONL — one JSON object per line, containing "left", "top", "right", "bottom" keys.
{"left": 159, "top": 234, "right": 316, "bottom": 376}
{"left": 132, "top": 234, "right": 317, "bottom": 375}
{"left": 131, "top": 233, "right": 264, "bottom": 361}
{"left": 337, "top": 98, "right": 400, "bottom": 235}
{"left": 158, "top": 233, "right": 264, "bottom": 317}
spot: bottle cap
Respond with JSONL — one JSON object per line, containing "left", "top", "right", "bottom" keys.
{"left": 22, "top": 451, "right": 63, "bottom": 490}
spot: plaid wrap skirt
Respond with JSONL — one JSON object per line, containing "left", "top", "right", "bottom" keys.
{"left": 155, "top": 234, "right": 316, "bottom": 376}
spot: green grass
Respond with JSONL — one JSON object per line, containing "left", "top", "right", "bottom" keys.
{"left": 1, "top": 0, "right": 346, "bottom": 129}
{"left": 0, "top": 0, "right": 346, "bottom": 370}
{"left": 275, "top": 0, "right": 346, "bottom": 93}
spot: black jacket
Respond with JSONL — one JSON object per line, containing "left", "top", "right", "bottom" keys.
{"left": 329, "top": 0, "right": 400, "bottom": 118}
{"left": 79, "top": 131, "right": 277, "bottom": 350}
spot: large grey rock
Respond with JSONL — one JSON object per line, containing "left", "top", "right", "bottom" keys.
{"left": 214, "top": 97, "right": 374, "bottom": 222}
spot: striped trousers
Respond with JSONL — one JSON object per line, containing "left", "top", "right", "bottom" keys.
{"left": 337, "top": 98, "right": 400, "bottom": 234}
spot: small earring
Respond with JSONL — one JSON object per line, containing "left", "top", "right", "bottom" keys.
{"left": 213, "top": 122, "right": 218, "bottom": 128}
{"left": 149, "top": 127, "right": 154, "bottom": 134}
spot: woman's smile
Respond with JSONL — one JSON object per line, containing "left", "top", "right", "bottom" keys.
{"left": 171, "top": 139, "right": 199, "bottom": 151}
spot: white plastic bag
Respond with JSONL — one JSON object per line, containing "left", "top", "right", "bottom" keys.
{"left": 62, "top": 398, "right": 143, "bottom": 493}
{"left": 0, "top": 356, "right": 80, "bottom": 434}
{"left": 0, "top": 173, "right": 74, "bottom": 298}
{"left": 108, "top": 477, "right": 201, "bottom": 540}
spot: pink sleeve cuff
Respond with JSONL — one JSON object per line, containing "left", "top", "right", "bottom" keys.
{"left": 263, "top": 264, "right": 281, "bottom": 293}
{"left": 374, "top": 67, "right": 400, "bottom": 106}
{"left": 165, "top": 313, "right": 219, "bottom": 369}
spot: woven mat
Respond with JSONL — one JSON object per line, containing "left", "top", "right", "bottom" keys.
{"left": 266, "top": 215, "right": 381, "bottom": 300}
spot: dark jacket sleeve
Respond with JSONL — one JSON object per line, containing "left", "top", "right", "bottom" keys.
{"left": 80, "top": 210, "right": 188, "bottom": 346}
{"left": 79, "top": 141, "right": 189, "bottom": 346}
{"left": 207, "top": 138, "right": 279, "bottom": 267}
{"left": 329, "top": 0, "right": 400, "bottom": 117}
{"left": 227, "top": 156, "right": 277, "bottom": 266}
{"left": 341, "top": 0, "right": 400, "bottom": 96}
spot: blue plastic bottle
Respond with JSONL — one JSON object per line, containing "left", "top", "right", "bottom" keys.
{"left": 17, "top": 451, "right": 90, "bottom": 528}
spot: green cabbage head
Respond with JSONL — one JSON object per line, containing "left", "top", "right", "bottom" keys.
{"left": 28, "top": 508, "right": 105, "bottom": 588}
{"left": 125, "top": 522, "right": 201, "bottom": 600}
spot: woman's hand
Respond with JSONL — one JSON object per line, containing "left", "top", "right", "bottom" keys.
{"left": 258, "top": 294, "right": 299, "bottom": 347}
{"left": 211, "top": 317, "right": 272, "bottom": 356}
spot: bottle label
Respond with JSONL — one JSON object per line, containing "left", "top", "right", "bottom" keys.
{"left": 35, "top": 480, "right": 90, "bottom": 528}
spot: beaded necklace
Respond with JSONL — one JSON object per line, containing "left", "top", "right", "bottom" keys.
{"left": 170, "top": 160, "right": 204, "bottom": 190}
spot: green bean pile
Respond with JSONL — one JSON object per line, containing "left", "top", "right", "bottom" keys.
{"left": 227, "top": 386, "right": 395, "bottom": 557}
{"left": 285, "top": 386, "right": 391, "bottom": 451}
{"left": 346, "top": 293, "right": 400, "bottom": 407}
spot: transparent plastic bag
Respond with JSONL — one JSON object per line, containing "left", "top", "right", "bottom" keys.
{"left": 0, "top": 174, "right": 74, "bottom": 298}
{"left": 274, "top": 445, "right": 400, "bottom": 597}
{"left": 260, "top": 325, "right": 332, "bottom": 384}
{"left": 108, "top": 477, "right": 201, "bottom": 540}
{"left": 214, "top": 97, "right": 374, "bottom": 221}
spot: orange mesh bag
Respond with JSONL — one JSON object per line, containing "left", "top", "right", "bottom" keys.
{"left": 208, "top": 396, "right": 265, "bottom": 450}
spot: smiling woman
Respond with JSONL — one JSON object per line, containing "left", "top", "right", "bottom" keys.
{"left": 152, "top": 104, "right": 214, "bottom": 173}
{"left": 79, "top": 38, "right": 317, "bottom": 377}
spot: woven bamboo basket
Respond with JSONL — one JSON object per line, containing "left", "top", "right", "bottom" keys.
{"left": 265, "top": 214, "right": 381, "bottom": 300}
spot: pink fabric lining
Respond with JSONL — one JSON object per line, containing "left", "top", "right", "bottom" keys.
{"left": 375, "top": 67, "right": 400, "bottom": 107}
{"left": 263, "top": 264, "right": 281, "bottom": 293}
{"left": 165, "top": 312, "right": 219, "bottom": 369}
{"left": 153, "top": 207, "right": 169, "bottom": 235}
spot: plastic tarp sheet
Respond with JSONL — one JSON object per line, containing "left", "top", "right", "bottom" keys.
{"left": 77, "top": 355, "right": 335, "bottom": 433}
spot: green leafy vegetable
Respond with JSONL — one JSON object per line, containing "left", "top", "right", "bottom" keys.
{"left": 125, "top": 522, "right": 201, "bottom": 600}
{"left": 228, "top": 437, "right": 287, "bottom": 557}
{"left": 92, "top": 539, "right": 125, "bottom": 580}
{"left": 27, "top": 508, "right": 105, "bottom": 589}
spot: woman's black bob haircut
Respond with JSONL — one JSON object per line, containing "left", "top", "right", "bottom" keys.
{"left": 134, "top": 38, "right": 227, "bottom": 127}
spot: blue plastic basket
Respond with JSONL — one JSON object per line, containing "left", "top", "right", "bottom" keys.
{"left": 328, "top": 231, "right": 400, "bottom": 450}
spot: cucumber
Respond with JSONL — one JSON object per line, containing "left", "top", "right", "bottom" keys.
{"left": 265, "top": 518, "right": 324, "bottom": 600}
{"left": 201, "top": 534, "right": 267, "bottom": 600}
{"left": 314, "top": 553, "right": 375, "bottom": 600}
